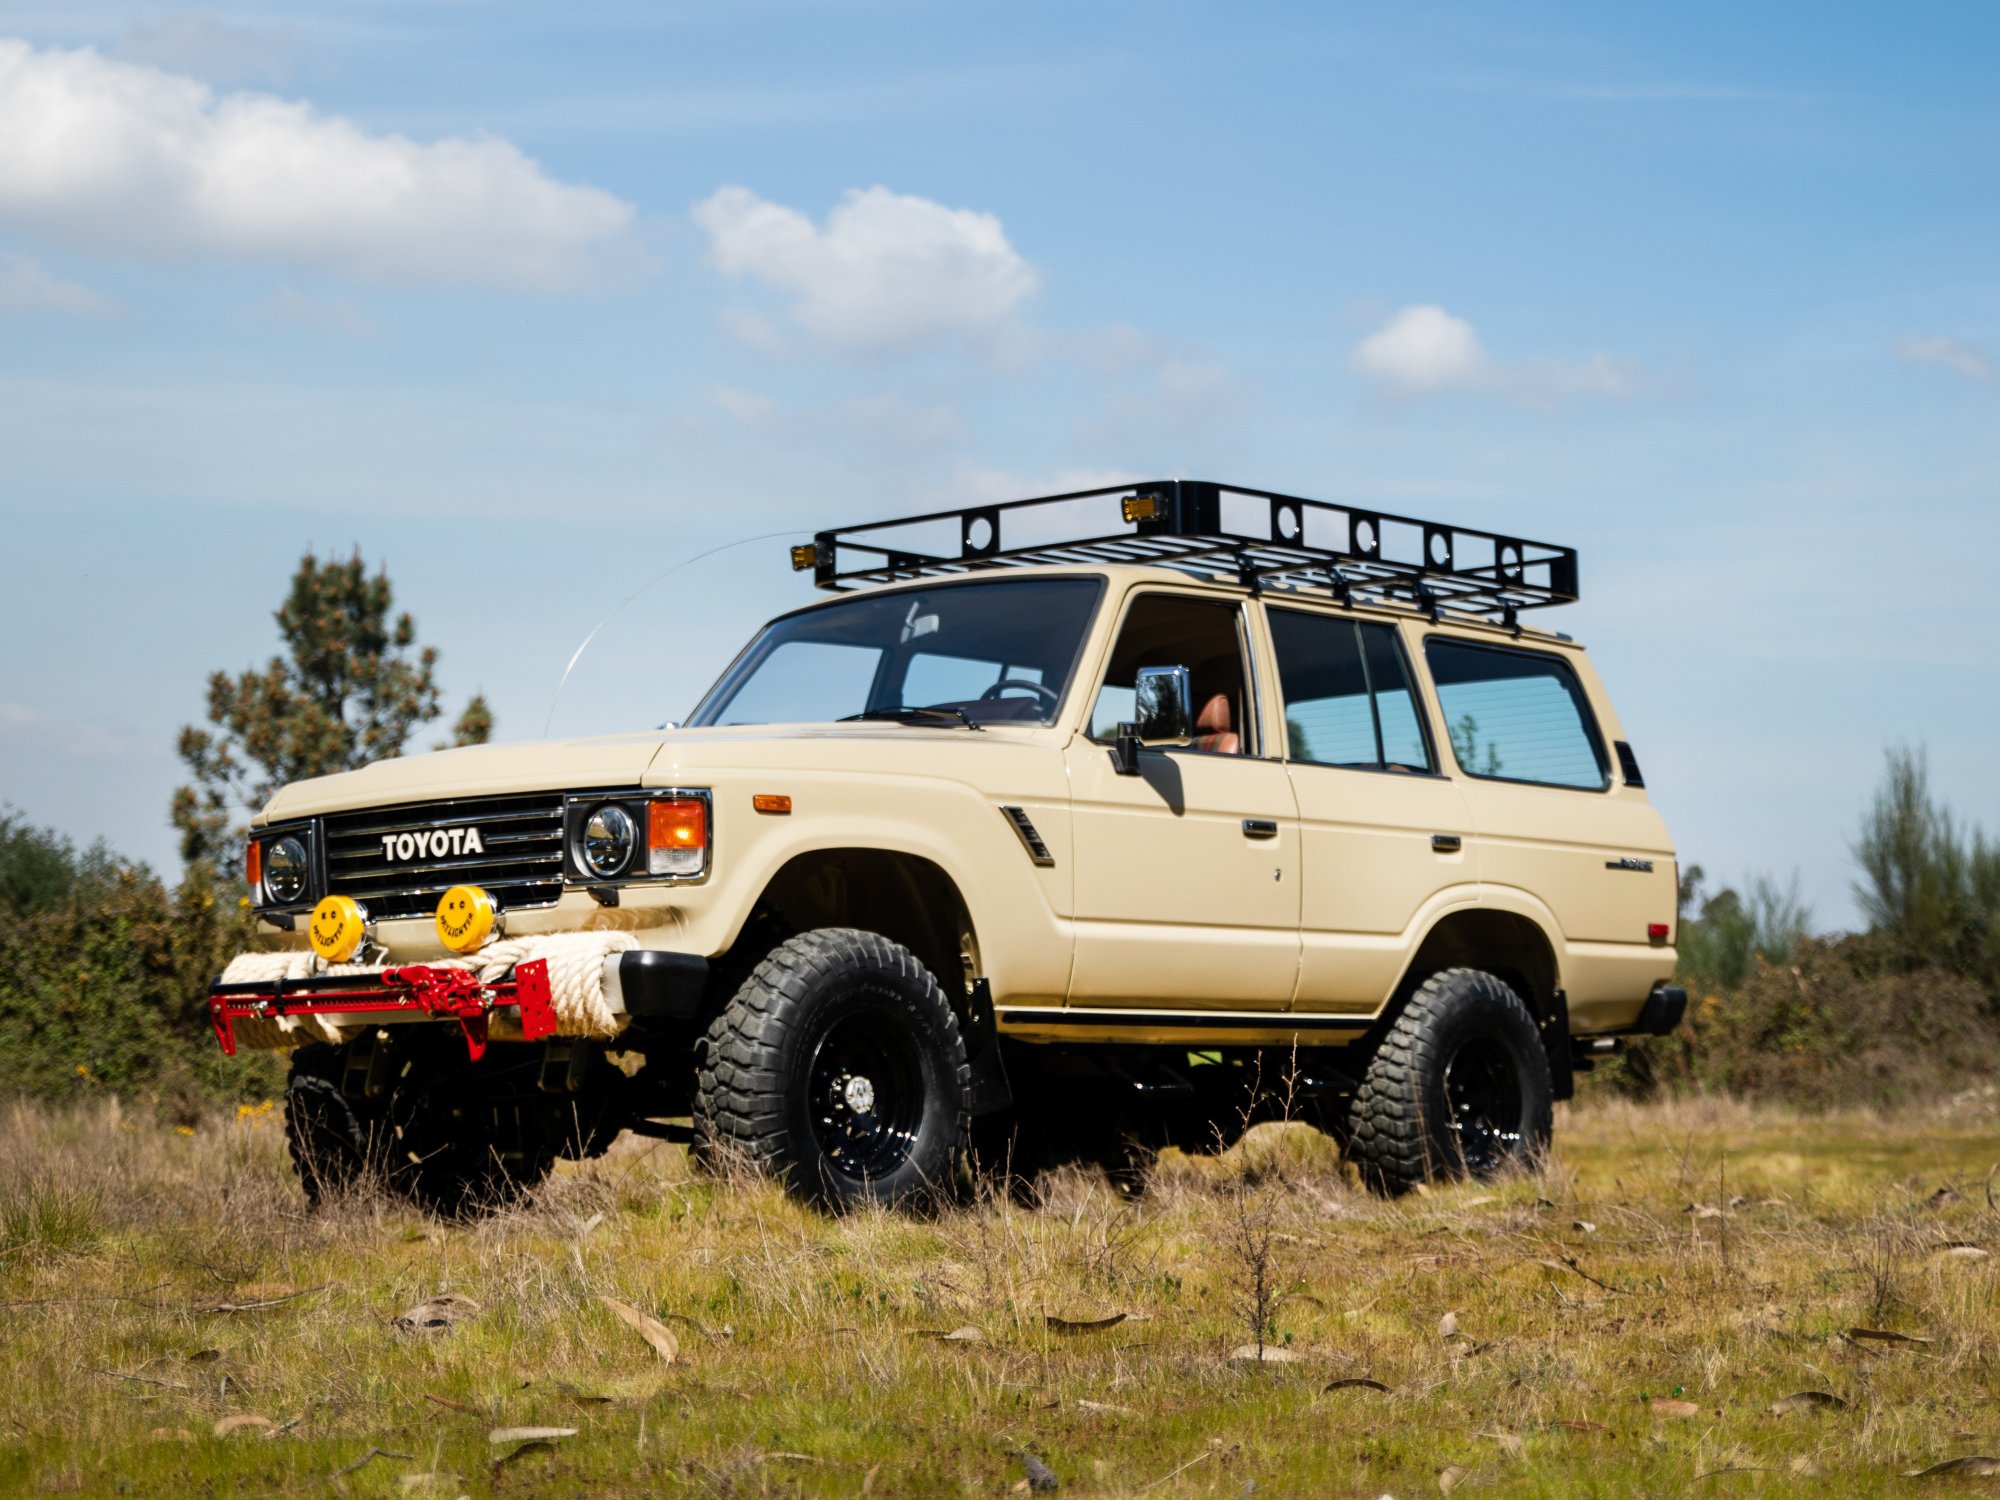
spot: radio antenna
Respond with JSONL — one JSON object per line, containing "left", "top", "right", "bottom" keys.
{"left": 541, "top": 527, "right": 804, "bottom": 739}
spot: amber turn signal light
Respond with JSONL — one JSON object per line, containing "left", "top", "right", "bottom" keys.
{"left": 648, "top": 798, "right": 708, "bottom": 876}
{"left": 245, "top": 839, "right": 262, "bottom": 892}
{"left": 752, "top": 794, "right": 791, "bottom": 815}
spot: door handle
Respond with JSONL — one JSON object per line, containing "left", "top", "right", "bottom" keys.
{"left": 1242, "top": 819, "right": 1279, "bottom": 840}
{"left": 1431, "top": 833, "right": 1463, "bottom": 854}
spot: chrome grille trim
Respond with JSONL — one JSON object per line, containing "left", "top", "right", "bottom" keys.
{"left": 320, "top": 791, "right": 569, "bottom": 920}
{"left": 326, "top": 805, "right": 561, "bottom": 839}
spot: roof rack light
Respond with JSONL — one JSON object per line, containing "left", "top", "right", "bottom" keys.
{"left": 793, "top": 479, "right": 1578, "bottom": 623}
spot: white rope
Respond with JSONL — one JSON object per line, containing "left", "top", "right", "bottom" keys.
{"left": 473, "top": 931, "right": 635, "bottom": 1038}
{"left": 220, "top": 930, "right": 640, "bottom": 1048}
{"left": 219, "top": 950, "right": 379, "bottom": 1046}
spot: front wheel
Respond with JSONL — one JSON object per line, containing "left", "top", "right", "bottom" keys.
{"left": 1347, "top": 967, "right": 1553, "bottom": 1195}
{"left": 283, "top": 1045, "right": 379, "bottom": 1205}
{"left": 282, "top": 1039, "right": 558, "bottom": 1218}
{"left": 696, "top": 929, "right": 970, "bottom": 1211}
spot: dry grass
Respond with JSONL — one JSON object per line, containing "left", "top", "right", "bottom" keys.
{"left": 4, "top": 1091, "right": 2000, "bottom": 1496}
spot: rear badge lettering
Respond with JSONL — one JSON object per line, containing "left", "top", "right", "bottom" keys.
{"left": 381, "top": 827, "right": 485, "bottom": 862}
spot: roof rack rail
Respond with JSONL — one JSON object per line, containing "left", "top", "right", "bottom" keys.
{"left": 791, "top": 479, "right": 1577, "bottom": 623}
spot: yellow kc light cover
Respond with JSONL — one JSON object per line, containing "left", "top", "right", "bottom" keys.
{"left": 307, "top": 896, "right": 368, "bottom": 964}
{"left": 435, "top": 884, "right": 498, "bottom": 954}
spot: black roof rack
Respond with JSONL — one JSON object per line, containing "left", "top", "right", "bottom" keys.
{"left": 793, "top": 479, "right": 1576, "bottom": 624}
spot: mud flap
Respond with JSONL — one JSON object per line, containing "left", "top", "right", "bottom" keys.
{"left": 962, "top": 978, "right": 1013, "bottom": 1116}
{"left": 1541, "top": 987, "right": 1575, "bottom": 1102}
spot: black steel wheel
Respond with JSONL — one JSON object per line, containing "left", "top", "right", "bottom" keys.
{"left": 696, "top": 928, "right": 970, "bottom": 1212}
{"left": 807, "top": 1010, "right": 927, "bottom": 1181}
{"left": 1440, "top": 1035, "right": 1527, "bottom": 1176}
{"left": 1347, "top": 967, "right": 1552, "bottom": 1195}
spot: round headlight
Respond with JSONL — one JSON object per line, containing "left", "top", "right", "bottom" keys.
{"left": 264, "top": 836, "right": 309, "bottom": 905}
{"left": 579, "top": 804, "right": 637, "bottom": 879}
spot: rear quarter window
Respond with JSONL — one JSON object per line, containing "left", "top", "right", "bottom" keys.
{"left": 1423, "top": 638, "right": 1608, "bottom": 790}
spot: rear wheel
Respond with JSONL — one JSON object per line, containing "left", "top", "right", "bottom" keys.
{"left": 1347, "top": 967, "right": 1552, "bottom": 1195}
{"left": 696, "top": 928, "right": 969, "bottom": 1212}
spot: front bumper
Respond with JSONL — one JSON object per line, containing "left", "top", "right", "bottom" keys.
{"left": 210, "top": 962, "right": 558, "bottom": 1061}
{"left": 209, "top": 949, "right": 710, "bottom": 1061}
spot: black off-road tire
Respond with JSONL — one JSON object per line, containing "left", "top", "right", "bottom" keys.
{"left": 283, "top": 1042, "right": 555, "bottom": 1218}
{"left": 283, "top": 1045, "right": 380, "bottom": 1205}
{"left": 695, "top": 928, "right": 970, "bottom": 1212}
{"left": 383, "top": 1098, "right": 557, "bottom": 1219}
{"left": 1347, "top": 968, "right": 1553, "bottom": 1195}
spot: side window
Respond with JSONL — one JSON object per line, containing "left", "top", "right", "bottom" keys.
{"left": 1424, "top": 639, "right": 1607, "bottom": 790}
{"left": 1270, "top": 608, "right": 1434, "bottom": 772}
{"left": 1363, "top": 627, "right": 1431, "bottom": 769}
{"left": 1088, "top": 594, "right": 1254, "bottom": 755}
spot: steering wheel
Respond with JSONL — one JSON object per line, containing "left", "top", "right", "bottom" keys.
{"left": 979, "top": 678, "right": 1060, "bottom": 709}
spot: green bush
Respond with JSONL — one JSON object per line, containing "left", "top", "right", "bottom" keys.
{"left": 1615, "top": 748, "right": 2000, "bottom": 1110}
{"left": 1614, "top": 932, "right": 2000, "bottom": 1109}
{"left": 1853, "top": 746, "right": 2000, "bottom": 990}
{"left": 0, "top": 808, "right": 279, "bottom": 1116}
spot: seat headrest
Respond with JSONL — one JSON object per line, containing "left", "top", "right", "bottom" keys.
{"left": 1195, "top": 693, "right": 1232, "bottom": 735}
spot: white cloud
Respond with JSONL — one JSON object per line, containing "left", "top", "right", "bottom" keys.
{"left": 0, "top": 252, "right": 110, "bottom": 314}
{"left": 1350, "top": 303, "right": 1648, "bottom": 408}
{"left": 0, "top": 39, "right": 634, "bottom": 287}
{"left": 715, "top": 304, "right": 791, "bottom": 358}
{"left": 1351, "top": 304, "right": 1488, "bottom": 393}
{"left": 1897, "top": 336, "right": 1995, "bottom": 384}
{"left": 710, "top": 383, "right": 781, "bottom": 430}
{"left": 117, "top": 13, "right": 300, "bottom": 87}
{"left": 693, "top": 184, "right": 1038, "bottom": 356}
{"left": 1072, "top": 322, "right": 1169, "bottom": 374}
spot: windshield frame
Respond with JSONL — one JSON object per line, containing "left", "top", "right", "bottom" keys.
{"left": 686, "top": 573, "right": 1109, "bottom": 729}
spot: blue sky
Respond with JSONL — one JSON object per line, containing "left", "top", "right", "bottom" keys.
{"left": 1, "top": 0, "right": 1995, "bottom": 927}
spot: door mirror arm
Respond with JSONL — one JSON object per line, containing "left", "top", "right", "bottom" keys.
{"left": 1112, "top": 722, "right": 1142, "bottom": 776}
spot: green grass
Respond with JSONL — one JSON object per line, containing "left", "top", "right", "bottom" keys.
{"left": 4, "top": 1093, "right": 2000, "bottom": 1496}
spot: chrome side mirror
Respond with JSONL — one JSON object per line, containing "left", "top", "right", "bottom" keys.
{"left": 1134, "top": 665, "right": 1193, "bottom": 741}
{"left": 1112, "top": 665, "right": 1193, "bottom": 775}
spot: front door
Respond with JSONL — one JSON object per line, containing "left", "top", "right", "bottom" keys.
{"left": 1063, "top": 592, "right": 1300, "bottom": 1009}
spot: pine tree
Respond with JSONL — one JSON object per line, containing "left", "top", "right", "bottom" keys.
{"left": 171, "top": 551, "right": 491, "bottom": 869}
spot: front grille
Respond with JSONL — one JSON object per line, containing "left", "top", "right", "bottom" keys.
{"left": 321, "top": 792, "right": 567, "bottom": 921}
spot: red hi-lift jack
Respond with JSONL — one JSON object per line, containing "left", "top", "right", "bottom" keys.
{"left": 209, "top": 959, "right": 557, "bottom": 1062}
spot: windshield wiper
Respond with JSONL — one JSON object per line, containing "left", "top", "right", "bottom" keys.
{"left": 839, "top": 706, "right": 984, "bottom": 732}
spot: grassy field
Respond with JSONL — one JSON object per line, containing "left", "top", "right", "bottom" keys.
{"left": 5, "top": 1092, "right": 2000, "bottom": 1497}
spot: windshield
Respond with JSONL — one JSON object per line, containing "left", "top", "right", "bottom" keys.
{"left": 690, "top": 578, "right": 1104, "bottom": 727}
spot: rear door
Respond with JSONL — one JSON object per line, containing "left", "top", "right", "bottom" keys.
{"left": 1267, "top": 606, "right": 1478, "bottom": 1012}
{"left": 1419, "top": 634, "right": 1676, "bottom": 947}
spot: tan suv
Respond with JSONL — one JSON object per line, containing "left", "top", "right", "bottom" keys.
{"left": 210, "top": 481, "right": 1683, "bottom": 1213}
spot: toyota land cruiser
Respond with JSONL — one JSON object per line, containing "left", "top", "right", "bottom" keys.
{"left": 209, "top": 480, "right": 1684, "bottom": 1213}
